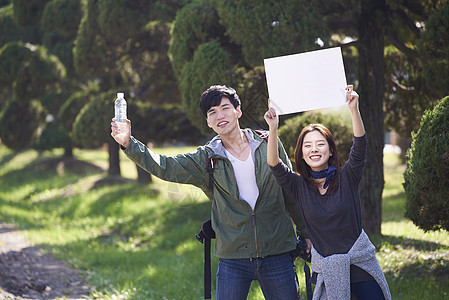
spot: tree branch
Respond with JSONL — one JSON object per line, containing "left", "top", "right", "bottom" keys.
{"left": 387, "top": 33, "right": 418, "bottom": 58}
{"left": 392, "top": 8, "right": 421, "bottom": 37}
{"left": 390, "top": 75, "right": 415, "bottom": 91}
{"left": 340, "top": 40, "right": 360, "bottom": 49}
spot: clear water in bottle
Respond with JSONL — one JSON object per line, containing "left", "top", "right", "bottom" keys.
{"left": 114, "top": 92, "right": 127, "bottom": 124}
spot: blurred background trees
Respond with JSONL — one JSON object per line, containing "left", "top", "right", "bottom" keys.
{"left": 0, "top": 0, "right": 448, "bottom": 234}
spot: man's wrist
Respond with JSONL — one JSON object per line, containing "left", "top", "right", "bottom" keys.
{"left": 122, "top": 138, "right": 130, "bottom": 149}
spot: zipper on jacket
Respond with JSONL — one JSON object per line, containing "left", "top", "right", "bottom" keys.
{"left": 222, "top": 140, "right": 261, "bottom": 258}
{"left": 250, "top": 134, "right": 263, "bottom": 258}
{"left": 251, "top": 211, "right": 259, "bottom": 257}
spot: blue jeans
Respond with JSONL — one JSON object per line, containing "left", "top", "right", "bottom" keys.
{"left": 216, "top": 252, "right": 298, "bottom": 300}
{"left": 351, "top": 280, "right": 385, "bottom": 300}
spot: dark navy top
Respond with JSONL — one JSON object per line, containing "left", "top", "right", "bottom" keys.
{"left": 271, "top": 134, "right": 373, "bottom": 282}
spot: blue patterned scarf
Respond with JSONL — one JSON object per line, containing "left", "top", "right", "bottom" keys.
{"left": 310, "top": 166, "right": 336, "bottom": 189}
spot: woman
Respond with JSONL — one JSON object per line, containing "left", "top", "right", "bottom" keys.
{"left": 264, "top": 85, "right": 391, "bottom": 300}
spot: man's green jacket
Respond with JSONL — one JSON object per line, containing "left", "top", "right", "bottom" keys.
{"left": 123, "top": 128, "right": 307, "bottom": 259}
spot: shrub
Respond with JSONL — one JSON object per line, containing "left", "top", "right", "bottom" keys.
{"left": 278, "top": 111, "right": 353, "bottom": 168}
{"left": 71, "top": 91, "right": 113, "bottom": 149}
{"left": 34, "top": 125, "right": 71, "bottom": 151}
{"left": 179, "top": 41, "right": 233, "bottom": 135}
{"left": 0, "top": 99, "right": 46, "bottom": 150}
{"left": 403, "top": 96, "right": 449, "bottom": 231}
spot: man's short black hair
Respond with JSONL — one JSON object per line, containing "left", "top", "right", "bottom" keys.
{"left": 199, "top": 85, "right": 241, "bottom": 118}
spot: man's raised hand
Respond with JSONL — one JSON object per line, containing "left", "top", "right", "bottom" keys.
{"left": 111, "top": 118, "right": 131, "bottom": 149}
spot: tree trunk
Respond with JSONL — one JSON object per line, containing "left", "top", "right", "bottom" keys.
{"left": 108, "top": 139, "right": 121, "bottom": 176}
{"left": 136, "top": 164, "right": 152, "bottom": 184}
{"left": 357, "top": 0, "right": 386, "bottom": 235}
{"left": 63, "top": 145, "right": 73, "bottom": 158}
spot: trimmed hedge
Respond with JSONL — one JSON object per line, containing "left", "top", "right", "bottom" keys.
{"left": 404, "top": 96, "right": 449, "bottom": 231}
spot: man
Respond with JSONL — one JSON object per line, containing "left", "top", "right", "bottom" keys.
{"left": 111, "top": 85, "right": 308, "bottom": 299}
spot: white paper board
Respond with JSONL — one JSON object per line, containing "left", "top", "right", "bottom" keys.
{"left": 264, "top": 47, "right": 347, "bottom": 115}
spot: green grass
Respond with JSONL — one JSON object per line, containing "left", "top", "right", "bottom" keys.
{"left": 379, "top": 152, "right": 449, "bottom": 299}
{"left": 0, "top": 145, "right": 448, "bottom": 299}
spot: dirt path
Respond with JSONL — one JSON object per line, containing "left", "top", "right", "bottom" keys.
{"left": 0, "top": 223, "right": 91, "bottom": 300}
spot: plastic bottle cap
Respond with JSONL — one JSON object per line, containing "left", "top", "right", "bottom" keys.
{"left": 117, "top": 92, "right": 124, "bottom": 98}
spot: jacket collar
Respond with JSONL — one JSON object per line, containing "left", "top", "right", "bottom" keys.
{"left": 207, "top": 129, "right": 263, "bottom": 158}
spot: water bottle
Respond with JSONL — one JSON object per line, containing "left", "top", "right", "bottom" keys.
{"left": 114, "top": 92, "right": 127, "bottom": 127}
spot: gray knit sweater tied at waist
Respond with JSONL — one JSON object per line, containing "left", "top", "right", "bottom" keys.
{"left": 311, "top": 229, "right": 391, "bottom": 300}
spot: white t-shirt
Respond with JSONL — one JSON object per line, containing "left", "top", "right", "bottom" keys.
{"left": 224, "top": 149, "right": 259, "bottom": 210}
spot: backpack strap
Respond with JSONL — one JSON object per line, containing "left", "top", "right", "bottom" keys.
{"left": 202, "top": 154, "right": 215, "bottom": 299}
{"left": 196, "top": 220, "right": 215, "bottom": 299}
{"left": 206, "top": 153, "right": 215, "bottom": 193}
{"left": 195, "top": 232, "right": 213, "bottom": 300}
{"left": 254, "top": 129, "right": 269, "bottom": 141}
{"left": 304, "top": 261, "right": 312, "bottom": 300}
{"left": 203, "top": 237, "right": 212, "bottom": 299}
{"left": 293, "top": 261, "right": 312, "bottom": 300}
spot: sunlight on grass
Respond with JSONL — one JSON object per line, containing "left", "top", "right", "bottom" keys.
{"left": 0, "top": 150, "right": 38, "bottom": 175}
{"left": 377, "top": 151, "right": 449, "bottom": 299}
{"left": 383, "top": 220, "right": 449, "bottom": 246}
{"left": 1, "top": 145, "right": 448, "bottom": 299}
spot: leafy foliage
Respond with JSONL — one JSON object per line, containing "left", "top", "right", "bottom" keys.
{"left": 403, "top": 96, "right": 449, "bottom": 231}
{"left": 41, "top": 0, "right": 82, "bottom": 37}
{"left": 72, "top": 91, "right": 115, "bottom": 149}
{"left": 418, "top": 2, "right": 449, "bottom": 97}
{"left": 0, "top": 41, "right": 31, "bottom": 86}
{"left": 73, "top": 0, "right": 107, "bottom": 78}
{"left": 34, "top": 124, "right": 71, "bottom": 151}
{"left": 180, "top": 41, "right": 233, "bottom": 134}
{"left": 96, "top": 0, "right": 151, "bottom": 44}
{"left": 0, "top": 4, "right": 40, "bottom": 45}
{"left": 12, "top": 0, "right": 49, "bottom": 27}
{"left": 168, "top": 1, "right": 233, "bottom": 76}
{"left": 0, "top": 41, "right": 66, "bottom": 151}
{"left": 12, "top": 44, "right": 66, "bottom": 101}
{"left": 169, "top": 0, "right": 330, "bottom": 135}
{"left": 0, "top": 99, "right": 46, "bottom": 150}
{"left": 130, "top": 102, "right": 203, "bottom": 146}
{"left": 383, "top": 46, "right": 436, "bottom": 139}
{"left": 41, "top": 0, "right": 82, "bottom": 76}
{"left": 216, "top": 0, "right": 328, "bottom": 67}
{"left": 278, "top": 111, "right": 353, "bottom": 167}
{"left": 58, "top": 85, "right": 99, "bottom": 133}
{"left": 383, "top": 1, "right": 449, "bottom": 141}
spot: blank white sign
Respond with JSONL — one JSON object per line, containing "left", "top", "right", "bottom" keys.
{"left": 264, "top": 47, "right": 347, "bottom": 115}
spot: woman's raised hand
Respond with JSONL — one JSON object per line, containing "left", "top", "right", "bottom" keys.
{"left": 345, "top": 85, "right": 365, "bottom": 137}
{"left": 346, "top": 85, "right": 359, "bottom": 111}
{"left": 264, "top": 99, "right": 279, "bottom": 129}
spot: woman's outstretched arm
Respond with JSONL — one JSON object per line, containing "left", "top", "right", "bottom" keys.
{"left": 346, "top": 85, "right": 365, "bottom": 137}
{"left": 264, "top": 100, "right": 281, "bottom": 167}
